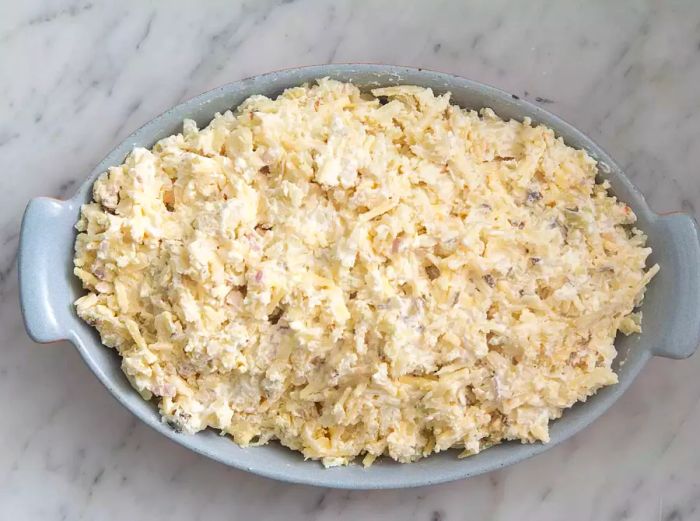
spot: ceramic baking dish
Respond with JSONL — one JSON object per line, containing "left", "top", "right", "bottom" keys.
{"left": 18, "top": 64, "right": 700, "bottom": 489}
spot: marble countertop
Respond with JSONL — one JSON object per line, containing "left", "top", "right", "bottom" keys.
{"left": 2, "top": 1, "right": 699, "bottom": 519}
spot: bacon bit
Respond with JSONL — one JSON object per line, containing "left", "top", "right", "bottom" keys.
{"left": 268, "top": 306, "right": 284, "bottom": 325}
{"left": 153, "top": 382, "right": 176, "bottom": 397}
{"left": 261, "top": 149, "right": 276, "bottom": 164}
{"left": 567, "top": 350, "right": 589, "bottom": 368}
{"left": 244, "top": 233, "right": 261, "bottom": 251}
{"left": 391, "top": 237, "right": 403, "bottom": 254}
{"left": 163, "top": 190, "right": 175, "bottom": 211}
{"left": 249, "top": 111, "right": 254, "bottom": 120}
{"left": 314, "top": 99, "right": 320, "bottom": 111}
{"left": 623, "top": 205, "right": 631, "bottom": 214}
{"left": 225, "top": 288, "right": 243, "bottom": 307}
{"left": 255, "top": 270, "right": 263, "bottom": 283}
{"left": 425, "top": 264, "right": 441, "bottom": 281}
{"left": 259, "top": 165, "right": 270, "bottom": 175}
{"left": 177, "top": 362, "right": 197, "bottom": 378}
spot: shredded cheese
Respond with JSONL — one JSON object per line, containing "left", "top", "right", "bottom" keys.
{"left": 74, "top": 79, "right": 658, "bottom": 466}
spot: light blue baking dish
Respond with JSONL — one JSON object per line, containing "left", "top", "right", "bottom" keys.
{"left": 19, "top": 64, "right": 700, "bottom": 489}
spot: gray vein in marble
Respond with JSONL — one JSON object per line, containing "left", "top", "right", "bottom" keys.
{"left": 111, "top": 99, "right": 143, "bottom": 140}
{"left": 135, "top": 13, "right": 154, "bottom": 51}
{"left": 0, "top": 249, "right": 18, "bottom": 288}
{"left": 26, "top": 2, "right": 94, "bottom": 27}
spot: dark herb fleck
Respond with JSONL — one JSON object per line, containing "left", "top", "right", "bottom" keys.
{"left": 166, "top": 412, "right": 190, "bottom": 433}
{"left": 526, "top": 191, "right": 542, "bottom": 203}
{"left": 483, "top": 274, "right": 495, "bottom": 287}
{"left": 530, "top": 257, "right": 541, "bottom": 265}
{"left": 166, "top": 419, "right": 182, "bottom": 433}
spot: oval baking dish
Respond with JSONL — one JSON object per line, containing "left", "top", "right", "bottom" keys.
{"left": 18, "top": 64, "right": 700, "bottom": 489}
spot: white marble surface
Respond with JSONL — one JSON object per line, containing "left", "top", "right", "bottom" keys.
{"left": 2, "top": 1, "right": 699, "bottom": 519}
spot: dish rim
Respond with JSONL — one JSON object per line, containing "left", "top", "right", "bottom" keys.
{"left": 18, "top": 63, "right": 700, "bottom": 489}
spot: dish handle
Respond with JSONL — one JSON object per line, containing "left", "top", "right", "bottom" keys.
{"left": 19, "top": 197, "right": 76, "bottom": 344}
{"left": 650, "top": 213, "right": 700, "bottom": 359}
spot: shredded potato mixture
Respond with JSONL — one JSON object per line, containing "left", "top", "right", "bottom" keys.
{"left": 74, "top": 79, "right": 658, "bottom": 466}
